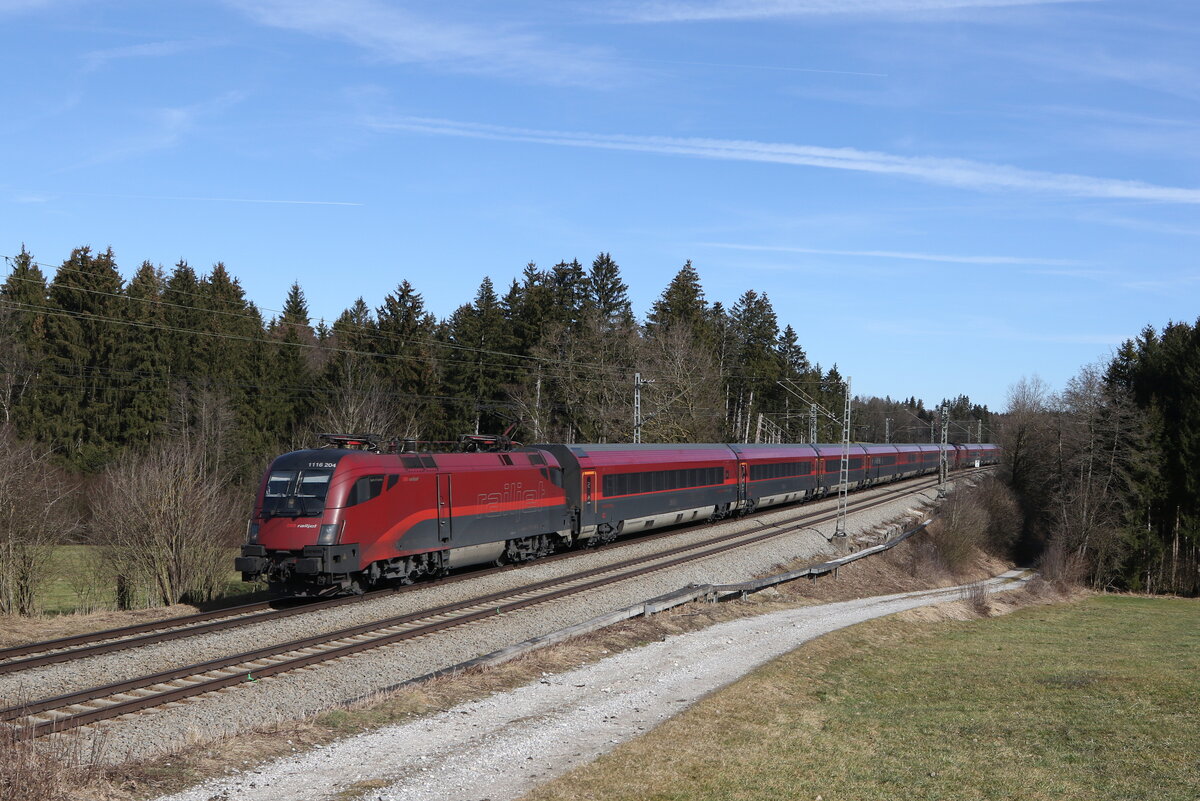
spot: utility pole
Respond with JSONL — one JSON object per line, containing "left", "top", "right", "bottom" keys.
{"left": 634, "top": 372, "right": 654, "bottom": 444}
{"left": 938, "top": 403, "right": 950, "bottom": 498}
{"left": 884, "top": 417, "right": 892, "bottom": 444}
{"left": 743, "top": 390, "right": 754, "bottom": 443}
{"left": 533, "top": 373, "right": 542, "bottom": 442}
{"left": 835, "top": 377, "right": 852, "bottom": 538}
{"left": 777, "top": 378, "right": 852, "bottom": 538}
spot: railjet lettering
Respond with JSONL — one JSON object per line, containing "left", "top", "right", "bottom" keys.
{"left": 477, "top": 482, "right": 545, "bottom": 516}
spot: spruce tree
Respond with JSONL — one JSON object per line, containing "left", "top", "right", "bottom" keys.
{"left": 117, "top": 261, "right": 169, "bottom": 445}
{"left": 0, "top": 247, "right": 49, "bottom": 434}
{"left": 503, "top": 264, "right": 554, "bottom": 357}
{"left": 778, "top": 325, "right": 811, "bottom": 379}
{"left": 162, "top": 261, "right": 205, "bottom": 378}
{"left": 280, "top": 281, "right": 311, "bottom": 330}
{"left": 375, "top": 281, "right": 442, "bottom": 437}
{"left": 35, "top": 246, "right": 125, "bottom": 468}
{"left": 547, "top": 259, "right": 587, "bottom": 333}
{"left": 585, "top": 252, "right": 634, "bottom": 331}
{"left": 645, "top": 260, "right": 707, "bottom": 335}
{"left": 728, "top": 289, "right": 782, "bottom": 439}
{"left": 194, "top": 263, "right": 265, "bottom": 474}
{"left": 258, "top": 282, "right": 317, "bottom": 451}
{"left": 441, "top": 277, "right": 515, "bottom": 435}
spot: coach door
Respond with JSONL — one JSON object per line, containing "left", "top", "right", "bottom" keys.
{"left": 737, "top": 462, "right": 749, "bottom": 505}
{"left": 582, "top": 470, "right": 597, "bottom": 519}
{"left": 436, "top": 473, "right": 453, "bottom": 543}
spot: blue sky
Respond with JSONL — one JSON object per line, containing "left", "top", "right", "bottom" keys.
{"left": 2, "top": 0, "right": 1197, "bottom": 410}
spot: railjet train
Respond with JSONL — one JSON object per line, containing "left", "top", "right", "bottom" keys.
{"left": 235, "top": 435, "right": 1000, "bottom": 595}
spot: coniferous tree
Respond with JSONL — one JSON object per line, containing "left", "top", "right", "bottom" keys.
{"left": 727, "top": 290, "right": 782, "bottom": 441}
{"left": 117, "top": 261, "right": 170, "bottom": 445}
{"left": 280, "top": 281, "right": 311, "bottom": 331}
{"left": 645, "top": 260, "right": 707, "bottom": 335}
{"left": 195, "top": 263, "right": 264, "bottom": 472}
{"left": 0, "top": 247, "right": 50, "bottom": 432}
{"left": 585, "top": 252, "right": 634, "bottom": 331}
{"left": 442, "top": 277, "right": 514, "bottom": 435}
{"left": 162, "top": 260, "right": 205, "bottom": 378}
{"left": 777, "top": 324, "right": 814, "bottom": 441}
{"left": 375, "top": 280, "right": 442, "bottom": 437}
{"left": 33, "top": 246, "right": 125, "bottom": 468}
{"left": 546, "top": 259, "right": 587, "bottom": 333}
{"left": 503, "top": 264, "right": 553, "bottom": 358}
{"left": 258, "top": 281, "right": 317, "bottom": 450}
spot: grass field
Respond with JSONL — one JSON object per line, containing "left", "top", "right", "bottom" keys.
{"left": 527, "top": 595, "right": 1200, "bottom": 801}
{"left": 39, "top": 545, "right": 248, "bottom": 615}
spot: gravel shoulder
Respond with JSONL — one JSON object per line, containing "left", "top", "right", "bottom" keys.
{"left": 154, "top": 571, "right": 1026, "bottom": 801}
{"left": 21, "top": 479, "right": 950, "bottom": 764}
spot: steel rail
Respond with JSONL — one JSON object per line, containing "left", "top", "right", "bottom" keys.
{"left": 3, "top": 474, "right": 954, "bottom": 740}
{"left": 0, "top": 468, "right": 975, "bottom": 674}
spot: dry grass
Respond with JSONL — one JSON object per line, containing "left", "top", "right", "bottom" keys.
{"left": 960, "top": 580, "right": 991, "bottom": 615}
{"left": 62, "top": 524, "right": 1031, "bottom": 801}
{"left": 527, "top": 592, "right": 1197, "bottom": 801}
{"left": 0, "top": 604, "right": 199, "bottom": 651}
{"left": 0, "top": 704, "right": 107, "bottom": 801}
{"left": 43, "top": 486, "right": 1049, "bottom": 801}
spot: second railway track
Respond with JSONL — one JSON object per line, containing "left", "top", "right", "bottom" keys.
{"left": 1, "top": 472, "right": 960, "bottom": 741}
{"left": 0, "top": 469, "right": 959, "bottom": 675}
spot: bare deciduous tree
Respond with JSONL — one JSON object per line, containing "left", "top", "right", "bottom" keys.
{"left": 640, "top": 324, "right": 725, "bottom": 443}
{"left": 1047, "top": 363, "right": 1146, "bottom": 588}
{"left": 312, "top": 360, "right": 417, "bottom": 440}
{"left": 90, "top": 441, "right": 244, "bottom": 607}
{"left": 0, "top": 427, "right": 77, "bottom": 615}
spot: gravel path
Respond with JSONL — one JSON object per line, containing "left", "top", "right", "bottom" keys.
{"left": 156, "top": 570, "right": 1025, "bottom": 801}
{"left": 21, "top": 479, "right": 951, "bottom": 763}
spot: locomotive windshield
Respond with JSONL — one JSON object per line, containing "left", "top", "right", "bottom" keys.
{"left": 261, "top": 468, "right": 334, "bottom": 518}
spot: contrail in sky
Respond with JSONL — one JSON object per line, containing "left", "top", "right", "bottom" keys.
{"left": 701, "top": 242, "right": 1082, "bottom": 265}
{"left": 368, "top": 115, "right": 1200, "bottom": 205}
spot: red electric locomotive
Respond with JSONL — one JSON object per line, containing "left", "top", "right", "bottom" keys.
{"left": 235, "top": 435, "right": 999, "bottom": 595}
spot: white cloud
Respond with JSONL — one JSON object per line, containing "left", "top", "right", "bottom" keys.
{"left": 700, "top": 242, "right": 1082, "bottom": 265}
{"left": 366, "top": 115, "right": 1200, "bottom": 205}
{"left": 225, "top": 0, "right": 625, "bottom": 87}
{"left": 618, "top": 0, "right": 1090, "bottom": 23}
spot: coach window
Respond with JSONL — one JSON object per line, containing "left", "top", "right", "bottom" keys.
{"left": 386, "top": 474, "right": 399, "bottom": 490}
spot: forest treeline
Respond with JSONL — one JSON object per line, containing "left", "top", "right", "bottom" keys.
{"left": 0, "top": 244, "right": 995, "bottom": 614}
{"left": 1003, "top": 322, "right": 1200, "bottom": 596}
{"left": 0, "top": 245, "right": 990, "bottom": 476}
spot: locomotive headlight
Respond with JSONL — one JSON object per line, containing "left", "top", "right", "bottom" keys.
{"left": 317, "top": 522, "right": 342, "bottom": 545}
{"left": 246, "top": 522, "right": 260, "bottom": 544}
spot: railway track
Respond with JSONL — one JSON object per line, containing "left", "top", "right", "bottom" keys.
{"left": 0, "top": 469, "right": 958, "bottom": 674}
{"left": 1, "top": 472, "right": 959, "bottom": 741}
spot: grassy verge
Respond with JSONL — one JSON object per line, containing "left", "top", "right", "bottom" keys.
{"left": 37, "top": 545, "right": 249, "bottom": 615}
{"left": 66, "top": 535, "right": 1028, "bottom": 800}
{"left": 526, "top": 595, "right": 1200, "bottom": 801}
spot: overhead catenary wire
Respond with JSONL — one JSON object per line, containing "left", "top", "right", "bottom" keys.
{"left": 0, "top": 256, "right": 639, "bottom": 381}
{"left": 1, "top": 252, "right": 826, "bottom": 388}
